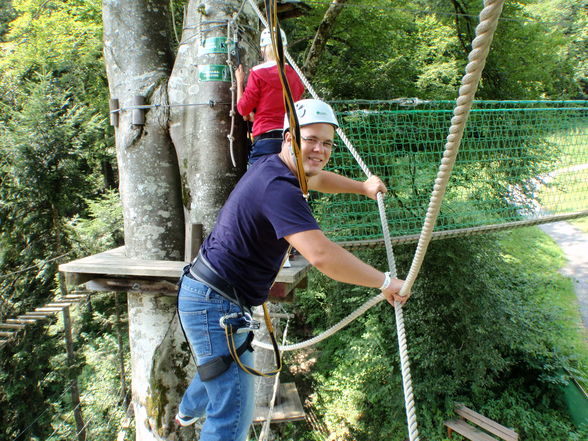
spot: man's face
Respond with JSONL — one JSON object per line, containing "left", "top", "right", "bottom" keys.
{"left": 286, "top": 123, "right": 335, "bottom": 177}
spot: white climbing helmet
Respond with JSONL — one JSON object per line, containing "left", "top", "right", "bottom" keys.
{"left": 283, "top": 99, "right": 339, "bottom": 132}
{"left": 260, "top": 27, "right": 287, "bottom": 48}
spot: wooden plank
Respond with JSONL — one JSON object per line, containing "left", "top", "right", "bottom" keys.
{"left": 19, "top": 313, "right": 51, "bottom": 319}
{"left": 59, "top": 247, "right": 187, "bottom": 279}
{"left": 45, "top": 302, "right": 74, "bottom": 308}
{"left": 0, "top": 323, "right": 26, "bottom": 330}
{"left": 0, "top": 331, "right": 15, "bottom": 337}
{"left": 445, "top": 419, "right": 498, "bottom": 441}
{"left": 58, "top": 246, "right": 310, "bottom": 285}
{"left": 64, "top": 272, "right": 95, "bottom": 287}
{"left": 6, "top": 318, "right": 37, "bottom": 324}
{"left": 274, "top": 256, "right": 311, "bottom": 285}
{"left": 43, "top": 301, "right": 74, "bottom": 308}
{"left": 455, "top": 406, "right": 518, "bottom": 441}
{"left": 35, "top": 307, "right": 66, "bottom": 313}
{"left": 63, "top": 294, "right": 88, "bottom": 300}
{"left": 252, "top": 382, "right": 305, "bottom": 423}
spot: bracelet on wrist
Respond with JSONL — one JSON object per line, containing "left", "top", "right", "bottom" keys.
{"left": 379, "top": 271, "right": 391, "bottom": 291}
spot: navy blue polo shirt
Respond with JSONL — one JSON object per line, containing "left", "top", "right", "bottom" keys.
{"left": 201, "top": 154, "right": 319, "bottom": 306}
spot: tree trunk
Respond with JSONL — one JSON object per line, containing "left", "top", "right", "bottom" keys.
{"left": 303, "top": 0, "right": 347, "bottom": 80}
{"left": 102, "top": 0, "right": 262, "bottom": 439}
{"left": 168, "top": 0, "right": 256, "bottom": 237}
{"left": 102, "top": 0, "right": 184, "bottom": 261}
{"left": 102, "top": 2, "right": 187, "bottom": 440}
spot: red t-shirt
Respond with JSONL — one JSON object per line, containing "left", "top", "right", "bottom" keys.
{"left": 237, "top": 61, "right": 305, "bottom": 137}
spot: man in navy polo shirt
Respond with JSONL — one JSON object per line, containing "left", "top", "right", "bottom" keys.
{"left": 176, "top": 99, "right": 410, "bottom": 440}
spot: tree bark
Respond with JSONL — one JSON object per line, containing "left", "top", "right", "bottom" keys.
{"left": 102, "top": 0, "right": 184, "bottom": 261}
{"left": 168, "top": 0, "right": 256, "bottom": 237}
{"left": 303, "top": 0, "right": 347, "bottom": 80}
{"left": 103, "top": 0, "right": 263, "bottom": 439}
{"left": 102, "top": 2, "right": 187, "bottom": 440}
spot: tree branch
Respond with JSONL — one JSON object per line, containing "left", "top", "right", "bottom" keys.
{"left": 303, "top": 0, "right": 348, "bottom": 80}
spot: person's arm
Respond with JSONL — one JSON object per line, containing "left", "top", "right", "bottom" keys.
{"left": 236, "top": 65, "right": 256, "bottom": 121}
{"left": 307, "top": 171, "right": 387, "bottom": 200}
{"left": 285, "top": 229, "right": 409, "bottom": 305}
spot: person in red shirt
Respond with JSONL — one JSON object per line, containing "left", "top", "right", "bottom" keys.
{"left": 236, "top": 28, "right": 305, "bottom": 165}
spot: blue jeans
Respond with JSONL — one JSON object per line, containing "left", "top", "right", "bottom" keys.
{"left": 177, "top": 275, "right": 254, "bottom": 441}
{"left": 248, "top": 138, "right": 282, "bottom": 165}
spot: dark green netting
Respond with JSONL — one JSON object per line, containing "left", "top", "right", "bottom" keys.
{"left": 313, "top": 100, "right": 588, "bottom": 244}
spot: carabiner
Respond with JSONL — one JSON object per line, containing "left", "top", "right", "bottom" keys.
{"left": 219, "top": 312, "right": 260, "bottom": 334}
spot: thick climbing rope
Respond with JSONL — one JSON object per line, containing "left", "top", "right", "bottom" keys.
{"left": 399, "top": 0, "right": 506, "bottom": 298}
{"left": 249, "top": 1, "right": 506, "bottom": 440}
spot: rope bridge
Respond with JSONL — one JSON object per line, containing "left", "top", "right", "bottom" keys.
{"left": 315, "top": 99, "right": 588, "bottom": 245}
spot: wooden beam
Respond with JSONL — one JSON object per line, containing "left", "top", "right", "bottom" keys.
{"left": 252, "top": 382, "right": 305, "bottom": 423}
{"left": 64, "top": 272, "right": 96, "bottom": 288}
{"left": 0, "top": 323, "right": 26, "bottom": 330}
{"left": 59, "top": 246, "right": 310, "bottom": 285}
{"left": 85, "top": 278, "right": 178, "bottom": 293}
{"left": 185, "top": 223, "right": 203, "bottom": 262}
{"left": 59, "top": 247, "right": 186, "bottom": 279}
{"left": 19, "top": 313, "right": 51, "bottom": 319}
{"left": 6, "top": 318, "right": 37, "bottom": 324}
{"left": 35, "top": 307, "right": 67, "bottom": 313}
{"left": 45, "top": 302, "right": 74, "bottom": 308}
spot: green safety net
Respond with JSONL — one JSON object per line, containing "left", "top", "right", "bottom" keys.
{"left": 311, "top": 100, "right": 588, "bottom": 244}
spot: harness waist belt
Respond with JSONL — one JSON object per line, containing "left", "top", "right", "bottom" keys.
{"left": 189, "top": 254, "right": 243, "bottom": 307}
{"left": 253, "top": 130, "right": 282, "bottom": 143}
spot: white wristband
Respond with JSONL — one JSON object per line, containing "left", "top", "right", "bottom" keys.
{"left": 379, "top": 271, "right": 391, "bottom": 291}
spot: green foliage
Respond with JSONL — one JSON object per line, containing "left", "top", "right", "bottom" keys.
{"left": 69, "top": 189, "right": 124, "bottom": 255}
{"left": 0, "top": 0, "right": 16, "bottom": 41}
{"left": 290, "top": 229, "right": 584, "bottom": 440}
{"left": 286, "top": 0, "right": 584, "bottom": 100}
{"left": 0, "top": 74, "right": 104, "bottom": 316}
{"left": 0, "top": 0, "right": 105, "bottom": 103}
{"left": 0, "top": 2, "right": 121, "bottom": 439}
{"left": 0, "top": 0, "right": 112, "bottom": 319}
{"left": 0, "top": 323, "right": 63, "bottom": 441}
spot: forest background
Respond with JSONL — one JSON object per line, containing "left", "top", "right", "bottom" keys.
{"left": 0, "top": 0, "right": 587, "bottom": 440}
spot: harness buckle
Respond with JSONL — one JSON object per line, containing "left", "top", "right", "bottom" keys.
{"left": 219, "top": 312, "right": 260, "bottom": 334}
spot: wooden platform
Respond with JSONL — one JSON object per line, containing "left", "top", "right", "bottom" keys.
{"left": 252, "top": 382, "right": 306, "bottom": 423}
{"left": 59, "top": 247, "right": 311, "bottom": 300}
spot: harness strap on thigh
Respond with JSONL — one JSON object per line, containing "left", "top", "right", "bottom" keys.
{"left": 197, "top": 332, "right": 254, "bottom": 382}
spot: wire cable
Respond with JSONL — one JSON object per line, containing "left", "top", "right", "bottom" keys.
{"left": 0, "top": 251, "right": 73, "bottom": 280}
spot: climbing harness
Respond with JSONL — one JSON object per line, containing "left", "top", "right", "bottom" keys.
{"left": 180, "top": 252, "right": 283, "bottom": 380}
{"left": 227, "top": 302, "right": 283, "bottom": 378}
{"left": 197, "top": 331, "right": 254, "bottom": 382}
